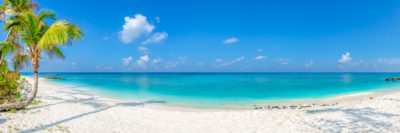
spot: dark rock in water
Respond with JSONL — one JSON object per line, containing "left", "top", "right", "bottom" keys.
{"left": 290, "top": 105, "right": 297, "bottom": 109}
{"left": 42, "top": 74, "right": 59, "bottom": 76}
{"left": 45, "top": 77, "right": 65, "bottom": 80}
{"left": 282, "top": 106, "right": 287, "bottom": 109}
{"left": 272, "top": 106, "right": 280, "bottom": 109}
{"left": 253, "top": 105, "right": 264, "bottom": 110}
{"left": 369, "top": 97, "right": 374, "bottom": 100}
{"left": 385, "top": 77, "right": 400, "bottom": 81}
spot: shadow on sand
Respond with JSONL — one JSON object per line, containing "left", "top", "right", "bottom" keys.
{"left": 306, "top": 107, "right": 400, "bottom": 132}
{"left": 0, "top": 118, "right": 6, "bottom": 125}
{"left": 17, "top": 85, "right": 166, "bottom": 133}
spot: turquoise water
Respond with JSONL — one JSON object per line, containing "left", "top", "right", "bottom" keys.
{"left": 21, "top": 73, "right": 400, "bottom": 107}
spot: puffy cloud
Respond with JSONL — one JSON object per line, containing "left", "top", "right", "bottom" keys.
{"left": 197, "top": 62, "right": 204, "bottom": 65}
{"left": 338, "top": 52, "right": 352, "bottom": 63}
{"left": 136, "top": 55, "right": 150, "bottom": 68}
{"left": 123, "top": 55, "right": 152, "bottom": 68}
{"left": 254, "top": 56, "right": 267, "bottom": 60}
{"left": 138, "top": 46, "right": 148, "bottom": 53}
{"left": 152, "top": 58, "right": 162, "bottom": 64}
{"left": 257, "top": 49, "right": 263, "bottom": 52}
{"left": 142, "top": 32, "right": 168, "bottom": 44}
{"left": 165, "top": 56, "right": 187, "bottom": 69}
{"left": 222, "top": 37, "right": 238, "bottom": 44}
{"left": 215, "top": 58, "right": 223, "bottom": 63}
{"left": 305, "top": 60, "right": 314, "bottom": 67}
{"left": 120, "top": 14, "right": 155, "bottom": 44}
{"left": 122, "top": 56, "right": 133, "bottom": 66}
{"left": 71, "top": 62, "right": 76, "bottom": 66}
{"left": 220, "top": 56, "right": 245, "bottom": 66}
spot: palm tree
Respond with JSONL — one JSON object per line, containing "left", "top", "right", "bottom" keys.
{"left": 0, "top": 11, "right": 83, "bottom": 110}
{"left": 0, "top": 0, "right": 38, "bottom": 65}
{"left": 0, "top": 0, "right": 37, "bottom": 17}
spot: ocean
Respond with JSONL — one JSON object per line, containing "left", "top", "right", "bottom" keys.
{"left": 21, "top": 73, "right": 400, "bottom": 107}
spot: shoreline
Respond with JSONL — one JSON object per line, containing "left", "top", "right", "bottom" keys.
{"left": 34, "top": 76, "right": 400, "bottom": 110}
{"left": 2, "top": 76, "right": 400, "bottom": 132}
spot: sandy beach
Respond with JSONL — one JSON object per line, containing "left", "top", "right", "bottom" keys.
{"left": 1, "top": 77, "right": 400, "bottom": 133}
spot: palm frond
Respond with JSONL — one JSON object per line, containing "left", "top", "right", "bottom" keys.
{"left": 38, "top": 20, "right": 83, "bottom": 49}
{"left": 11, "top": 52, "right": 29, "bottom": 70}
{"left": 0, "top": 41, "right": 17, "bottom": 57}
{"left": 1, "top": 4, "right": 84, "bottom": 71}
{"left": 45, "top": 45, "right": 64, "bottom": 59}
{"left": 37, "top": 10, "right": 55, "bottom": 22}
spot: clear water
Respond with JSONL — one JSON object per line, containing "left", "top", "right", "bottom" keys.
{"left": 21, "top": 73, "right": 400, "bottom": 107}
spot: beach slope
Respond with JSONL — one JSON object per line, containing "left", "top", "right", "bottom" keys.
{"left": 1, "top": 77, "right": 400, "bottom": 132}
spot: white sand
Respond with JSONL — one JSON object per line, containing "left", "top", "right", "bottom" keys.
{"left": 2, "top": 77, "right": 400, "bottom": 132}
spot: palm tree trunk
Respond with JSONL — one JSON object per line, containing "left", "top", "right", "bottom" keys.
{"left": 0, "top": 57, "right": 3, "bottom": 66}
{"left": 0, "top": 65, "right": 38, "bottom": 111}
{"left": 26, "top": 66, "right": 39, "bottom": 104}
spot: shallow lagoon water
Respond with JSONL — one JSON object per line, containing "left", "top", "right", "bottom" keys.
{"left": 22, "top": 73, "right": 400, "bottom": 107}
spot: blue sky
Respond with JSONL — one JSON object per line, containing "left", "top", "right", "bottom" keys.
{"left": 6, "top": 0, "right": 400, "bottom": 72}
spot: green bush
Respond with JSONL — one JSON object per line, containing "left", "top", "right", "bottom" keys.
{"left": 0, "top": 60, "right": 21, "bottom": 104}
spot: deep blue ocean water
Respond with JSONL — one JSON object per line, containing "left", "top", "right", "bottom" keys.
{"left": 21, "top": 73, "right": 400, "bottom": 107}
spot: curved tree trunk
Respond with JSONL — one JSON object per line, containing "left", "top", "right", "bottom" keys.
{"left": 0, "top": 65, "right": 38, "bottom": 111}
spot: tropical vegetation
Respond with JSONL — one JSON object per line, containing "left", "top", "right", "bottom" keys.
{"left": 0, "top": 0, "right": 83, "bottom": 110}
{"left": 0, "top": 59, "right": 21, "bottom": 105}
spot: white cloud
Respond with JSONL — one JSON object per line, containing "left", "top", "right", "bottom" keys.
{"left": 257, "top": 49, "right": 263, "bottom": 52}
{"left": 215, "top": 58, "right": 223, "bottom": 63}
{"left": 338, "top": 52, "right": 352, "bottom": 63}
{"left": 136, "top": 55, "right": 150, "bottom": 68}
{"left": 276, "top": 58, "right": 289, "bottom": 65}
{"left": 142, "top": 32, "right": 168, "bottom": 44}
{"left": 165, "top": 56, "right": 187, "bottom": 69}
{"left": 197, "top": 62, "right": 204, "bottom": 65}
{"left": 305, "top": 60, "right": 314, "bottom": 67}
{"left": 71, "top": 62, "right": 76, "bottom": 66}
{"left": 254, "top": 56, "right": 267, "bottom": 60}
{"left": 120, "top": 14, "right": 155, "bottom": 44}
{"left": 138, "top": 46, "right": 148, "bottom": 53}
{"left": 122, "top": 56, "right": 133, "bottom": 66}
{"left": 152, "top": 58, "right": 162, "bottom": 64}
{"left": 155, "top": 16, "right": 160, "bottom": 23}
{"left": 220, "top": 56, "right": 245, "bottom": 66}
{"left": 222, "top": 37, "right": 238, "bottom": 44}
{"left": 377, "top": 58, "right": 400, "bottom": 65}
